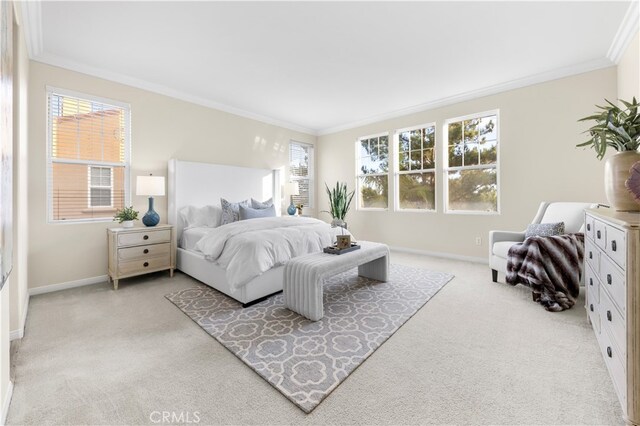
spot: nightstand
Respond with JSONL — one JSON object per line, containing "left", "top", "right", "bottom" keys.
{"left": 107, "top": 224, "right": 176, "bottom": 290}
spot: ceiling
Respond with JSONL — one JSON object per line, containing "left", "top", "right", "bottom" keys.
{"left": 23, "top": 1, "right": 638, "bottom": 135}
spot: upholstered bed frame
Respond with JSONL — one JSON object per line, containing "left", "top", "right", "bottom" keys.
{"left": 167, "top": 159, "right": 284, "bottom": 305}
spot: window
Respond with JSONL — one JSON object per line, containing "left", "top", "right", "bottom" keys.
{"left": 88, "top": 166, "right": 113, "bottom": 207}
{"left": 396, "top": 124, "right": 436, "bottom": 211}
{"left": 289, "top": 141, "right": 314, "bottom": 208}
{"left": 356, "top": 133, "right": 389, "bottom": 209}
{"left": 47, "top": 87, "right": 130, "bottom": 222}
{"left": 443, "top": 110, "right": 499, "bottom": 213}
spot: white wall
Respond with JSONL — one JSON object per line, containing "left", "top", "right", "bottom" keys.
{"left": 27, "top": 62, "right": 316, "bottom": 290}
{"left": 617, "top": 31, "right": 639, "bottom": 101}
{"left": 317, "top": 67, "right": 617, "bottom": 260}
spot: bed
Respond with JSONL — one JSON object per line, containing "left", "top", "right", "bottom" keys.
{"left": 167, "top": 159, "right": 347, "bottom": 306}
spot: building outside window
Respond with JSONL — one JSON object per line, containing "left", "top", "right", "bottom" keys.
{"left": 47, "top": 87, "right": 130, "bottom": 222}
{"left": 443, "top": 110, "right": 499, "bottom": 213}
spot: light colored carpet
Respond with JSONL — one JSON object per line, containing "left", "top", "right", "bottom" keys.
{"left": 166, "top": 264, "right": 453, "bottom": 412}
{"left": 6, "top": 252, "right": 623, "bottom": 425}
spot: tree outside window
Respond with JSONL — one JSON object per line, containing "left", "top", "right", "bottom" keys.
{"left": 396, "top": 124, "right": 436, "bottom": 210}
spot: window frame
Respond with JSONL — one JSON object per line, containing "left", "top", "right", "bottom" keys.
{"left": 442, "top": 109, "right": 500, "bottom": 215}
{"left": 288, "top": 140, "right": 314, "bottom": 209}
{"left": 87, "top": 166, "right": 114, "bottom": 208}
{"left": 393, "top": 122, "right": 438, "bottom": 213}
{"left": 355, "top": 131, "right": 390, "bottom": 211}
{"left": 46, "top": 86, "right": 131, "bottom": 224}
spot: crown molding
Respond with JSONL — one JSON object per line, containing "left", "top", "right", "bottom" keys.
{"left": 317, "top": 57, "right": 614, "bottom": 136}
{"left": 607, "top": 0, "right": 640, "bottom": 64}
{"left": 19, "top": 0, "right": 42, "bottom": 58}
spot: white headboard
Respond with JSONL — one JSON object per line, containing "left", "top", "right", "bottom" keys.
{"left": 168, "top": 159, "right": 281, "bottom": 242}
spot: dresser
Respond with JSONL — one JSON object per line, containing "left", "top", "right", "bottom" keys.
{"left": 107, "top": 224, "right": 176, "bottom": 290}
{"left": 584, "top": 208, "right": 640, "bottom": 425}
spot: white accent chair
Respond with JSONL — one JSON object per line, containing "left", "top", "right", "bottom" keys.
{"left": 489, "top": 201, "right": 597, "bottom": 282}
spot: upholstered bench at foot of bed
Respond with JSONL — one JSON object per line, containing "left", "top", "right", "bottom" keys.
{"left": 283, "top": 241, "right": 390, "bottom": 321}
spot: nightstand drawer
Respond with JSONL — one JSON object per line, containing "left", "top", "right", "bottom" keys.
{"left": 118, "top": 229, "right": 171, "bottom": 247}
{"left": 118, "top": 243, "right": 170, "bottom": 261}
{"left": 605, "top": 224, "right": 626, "bottom": 270}
{"left": 585, "top": 239, "right": 599, "bottom": 273}
{"left": 118, "top": 256, "right": 171, "bottom": 276}
{"left": 585, "top": 215, "right": 595, "bottom": 241}
{"left": 600, "top": 288, "right": 626, "bottom": 361}
{"left": 600, "top": 255, "right": 626, "bottom": 315}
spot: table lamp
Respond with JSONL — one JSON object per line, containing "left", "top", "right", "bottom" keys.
{"left": 287, "top": 182, "right": 299, "bottom": 215}
{"left": 136, "top": 174, "right": 165, "bottom": 226}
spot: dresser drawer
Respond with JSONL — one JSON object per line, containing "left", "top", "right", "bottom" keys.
{"left": 585, "top": 239, "right": 599, "bottom": 273}
{"left": 118, "top": 243, "right": 170, "bottom": 261}
{"left": 118, "top": 256, "right": 171, "bottom": 276}
{"left": 587, "top": 285, "right": 600, "bottom": 334}
{"left": 600, "top": 255, "right": 626, "bottom": 315}
{"left": 598, "top": 327, "right": 627, "bottom": 408}
{"left": 585, "top": 215, "right": 595, "bottom": 241}
{"left": 585, "top": 263, "right": 599, "bottom": 304}
{"left": 594, "top": 220, "right": 607, "bottom": 250}
{"left": 600, "top": 287, "right": 626, "bottom": 361}
{"left": 605, "top": 224, "right": 626, "bottom": 270}
{"left": 117, "top": 230, "right": 171, "bottom": 247}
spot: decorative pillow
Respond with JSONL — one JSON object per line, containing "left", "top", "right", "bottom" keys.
{"left": 525, "top": 222, "right": 565, "bottom": 238}
{"left": 251, "top": 197, "right": 273, "bottom": 209}
{"left": 239, "top": 204, "right": 276, "bottom": 221}
{"left": 179, "top": 205, "right": 222, "bottom": 228}
{"left": 220, "top": 198, "right": 249, "bottom": 225}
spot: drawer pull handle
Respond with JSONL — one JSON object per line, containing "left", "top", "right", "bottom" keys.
{"left": 611, "top": 240, "right": 616, "bottom": 252}
{"left": 596, "top": 230, "right": 601, "bottom": 239}
{"left": 590, "top": 304, "right": 594, "bottom": 312}
{"left": 143, "top": 262, "right": 149, "bottom": 267}
{"left": 143, "top": 249, "right": 149, "bottom": 254}
{"left": 607, "top": 274, "right": 612, "bottom": 285}
{"left": 587, "top": 224, "right": 591, "bottom": 231}
{"left": 589, "top": 252, "right": 592, "bottom": 259}
{"left": 589, "top": 278, "right": 593, "bottom": 286}
{"left": 143, "top": 235, "right": 149, "bottom": 240}
{"left": 606, "top": 310, "right": 612, "bottom": 321}
{"left": 607, "top": 346, "right": 612, "bottom": 358}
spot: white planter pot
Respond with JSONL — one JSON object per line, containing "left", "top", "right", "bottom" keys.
{"left": 121, "top": 220, "right": 134, "bottom": 228}
{"left": 604, "top": 151, "right": 640, "bottom": 211}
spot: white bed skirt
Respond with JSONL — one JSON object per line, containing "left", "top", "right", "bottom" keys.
{"left": 176, "top": 248, "right": 284, "bottom": 305}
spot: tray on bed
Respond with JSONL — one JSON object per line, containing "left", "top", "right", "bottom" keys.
{"left": 323, "top": 243, "right": 361, "bottom": 255}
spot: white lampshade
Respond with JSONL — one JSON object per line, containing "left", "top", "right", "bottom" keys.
{"left": 287, "top": 181, "right": 300, "bottom": 196}
{"left": 136, "top": 175, "right": 165, "bottom": 196}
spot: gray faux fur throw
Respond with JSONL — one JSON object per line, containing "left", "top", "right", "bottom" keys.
{"left": 506, "top": 234, "right": 584, "bottom": 312}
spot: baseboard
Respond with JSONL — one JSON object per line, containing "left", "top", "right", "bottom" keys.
{"left": 389, "top": 245, "right": 488, "bottom": 265}
{"left": 9, "top": 294, "right": 30, "bottom": 341}
{"left": 1, "top": 381, "right": 13, "bottom": 426}
{"left": 29, "top": 275, "right": 108, "bottom": 296}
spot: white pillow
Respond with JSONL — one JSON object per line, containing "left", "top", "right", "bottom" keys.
{"left": 179, "top": 205, "right": 222, "bottom": 228}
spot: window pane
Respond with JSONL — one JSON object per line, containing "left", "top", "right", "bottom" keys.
{"left": 448, "top": 143, "right": 463, "bottom": 167}
{"left": 423, "top": 148, "right": 435, "bottom": 169}
{"left": 289, "top": 143, "right": 310, "bottom": 178}
{"left": 399, "top": 172, "right": 435, "bottom": 210}
{"left": 479, "top": 140, "right": 497, "bottom": 165}
{"left": 447, "top": 168, "right": 497, "bottom": 212}
{"left": 399, "top": 132, "right": 410, "bottom": 152}
{"left": 410, "top": 130, "right": 421, "bottom": 151}
{"left": 399, "top": 152, "right": 409, "bottom": 171}
{"left": 291, "top": 179, "right": 310, "bottom": 207}
{"left": 90, "top": 188, "right": 111, "bottom": 207}
{"left": 464, "top": 119, "right": 479, "bottom": 144}
{"left": 369, "top": 139, "right": 379, "bottom": 156}
{"left": 423, "top": 127, "right": 435, "bottom": 148}
{"left": 360, "top": 156, "right": 387, "bottom": 174}
{"left": 448, "top": 122, "right": 462, "bottom": 145}
{"left": 359, "top": 139, "right": 370, "bottom": 157}
{"left": 464, "top": 143, "right": 479, "bottom": 166}
{"left": 378, "top": 139, "right": 388, "bottom": 160}
{"left": 479, "top": 115, "right": 497, "bottom": 141}
{"left": 410, "top": 150, "right": 421, "bottom": 170}
{"left": 359, "top": 175, "right": 388, "bottom": 208}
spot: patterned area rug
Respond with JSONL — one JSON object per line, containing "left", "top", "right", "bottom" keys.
{"left": 165, "top": 264, "right": 453, "bottom": 413}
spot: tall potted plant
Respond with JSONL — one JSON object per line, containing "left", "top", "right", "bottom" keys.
{"left": 324, "top": 182, "right": 355, "bottom": 227}
{"left": 577, "top": 97, "right": 640, "bottom": 211}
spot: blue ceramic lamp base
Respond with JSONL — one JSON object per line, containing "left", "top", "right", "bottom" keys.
{"left": 142, "top": 196, "right": 160, "bottom": 227}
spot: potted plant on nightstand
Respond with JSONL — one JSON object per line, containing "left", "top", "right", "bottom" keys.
{"left": 324, "top": 182, "right": 355, "bottom": 228}
{"left": 577, "top": 97, "right": 640, "bottom": 211}
{"left": 113, "top": 206, "right": 139, "bottom": 228}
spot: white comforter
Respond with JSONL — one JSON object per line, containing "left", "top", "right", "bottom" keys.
{"left": 194, "top": 216, "right": 352, "bottom": 291}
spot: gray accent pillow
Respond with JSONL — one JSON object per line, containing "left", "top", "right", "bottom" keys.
{"left": 220, "top": 198, "right": 249, "bottom": 225}
{"left": 525, "top": 222, "right": 565, "bottom": 238}
{"left": 251, "top": 197, "right": 273, "bottom": 209}
{"left": 239, "top": 204, "right": 276, "bottom": 220}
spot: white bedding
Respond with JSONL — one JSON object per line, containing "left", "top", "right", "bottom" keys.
{"left": 181, "top": 227, "right": 215, "bottom": 251}
{"left": 194, "top": 216, "right": 352, "bottom": 291}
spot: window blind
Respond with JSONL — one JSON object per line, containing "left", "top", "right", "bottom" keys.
{"left": 289, "top": 142, "right": 313, "bottom": 208}
{"left": 47, "top": 88, "right": 131, "bottom": 222}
